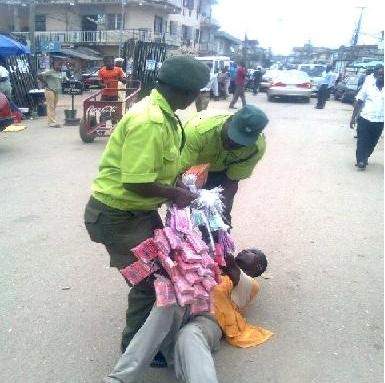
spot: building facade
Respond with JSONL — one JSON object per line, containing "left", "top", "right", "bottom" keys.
{"left": 0, "top": 0, "right": 218, "bottom": 57}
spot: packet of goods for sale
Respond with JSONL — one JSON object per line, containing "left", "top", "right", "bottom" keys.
{"left": 201, "top": 252, "right": 215, "bottom": 268}
{"left": 193, "top": 283, "right": 209, "bottom": 300}
{"left": 172, "top": 206, "right": 192, "bottom": 234}
{"left": 184, "top": 271, "right": 201, "bottom": 286}
{"left": 173, "top": 270, "right": 194, "bottom": 295}
{"left": 183, "top": 164, "right": 209, "bottom": 189}
{"left": 186, "top": 231, "right": 209, "bottom": 254}
{"left": 154, "top": 276, "right": 177, "bottom": 307}
{"left": 175, "top": 253, "right": 200, "bottom": 273}
{"left": 131, "top": 238, "right": 159, "bottom": 263}
{"left": 214, "top": 243, "right": 226, "bottom": 267}
{"left": 180, "top": 242, "right": 202, "bottom": 263}
{"left": 163, "top": 227, "right": 181, "bottom": 250}
{"left": 154, "top": 229, "right": 170, "bottom": 256}
{"left": 120, "top": 260, "right": 158, "bottom": 285}
{"left": 175, "top": 289, "right": 195, "bottom": 307}
{"left": 158, "top": 251, "right": 177, "bottom": 278}
{"left": 218, "top": 229, "right": 235, "bottom": 255}
{"left": 190, "top": 299, "right": 210, "bottom": 315}
{"left": 201, "top": 276, "right": 218, "bottom": 292}
{"left": 197, "top": 265, "right": 213, "bottom": 278}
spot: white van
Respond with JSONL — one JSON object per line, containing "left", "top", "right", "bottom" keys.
{"left": 195, "top": 56, "right": 231, "bottom": 75}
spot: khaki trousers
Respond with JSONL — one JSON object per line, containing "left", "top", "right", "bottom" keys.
{"left": 44, "top": 89, "right": 58, "bottom": 125}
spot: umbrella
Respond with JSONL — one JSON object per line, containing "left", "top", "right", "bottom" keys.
{"left": 0, "top": 34, "right": 31, "bottom": 57}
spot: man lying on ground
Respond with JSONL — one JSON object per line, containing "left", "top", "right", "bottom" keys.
{"left": 103, "top": 248, "right": 273, "bottom": 383}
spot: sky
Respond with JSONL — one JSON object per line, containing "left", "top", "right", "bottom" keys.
{"left": 212, "top": 0, "right": 384, "bottom": 55}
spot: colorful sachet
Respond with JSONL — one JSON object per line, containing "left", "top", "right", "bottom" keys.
{"left": 154, "top": 276, "right": 177, "bottom": 307}
{"left": 132, "top": 238, "right": 159, "bottom": 263}
{"left": 120, "top": 260, "right": 159, "bottom": 286}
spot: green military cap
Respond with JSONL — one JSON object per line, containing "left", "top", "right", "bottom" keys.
{"left": 158, "top": 55, "right": 210, "bottom": 92}
{"left": 228, "top": 105, "right": 269, "bottom": 147}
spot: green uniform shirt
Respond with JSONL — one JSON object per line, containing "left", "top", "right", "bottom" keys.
{"left": 92, "top": 89, "right": 182, "bottom": 211}
{"left": 180, "top": 111, "right": 266, "bottom": 181}
{"left": 41, "top": 70, "right": 62, "bottom": 93}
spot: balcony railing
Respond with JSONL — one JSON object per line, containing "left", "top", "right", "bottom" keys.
{"left": 13, "top": 30, "right": 182, "bottom": 47}
{"left": 29, "top": 0, "right": 182, "bottom": 7}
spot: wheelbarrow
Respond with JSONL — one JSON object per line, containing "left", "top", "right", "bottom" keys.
{"left": 79, "top": 80, "right": 141, "bottom": 143}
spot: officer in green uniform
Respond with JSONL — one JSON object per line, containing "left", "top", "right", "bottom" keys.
{"left": 84, "top": 55, "right": 209, "bottom": 353}
{"left": 181, "top": 105, "right": 268, "bottom": 224}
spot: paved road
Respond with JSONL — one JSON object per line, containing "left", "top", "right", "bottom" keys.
{"left": 0, "top": 92, "right": 383, "bottom": 383}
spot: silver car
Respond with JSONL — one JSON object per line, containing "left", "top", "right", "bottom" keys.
{"left": 266, "top": 70, "right": 312, "bottom": 102}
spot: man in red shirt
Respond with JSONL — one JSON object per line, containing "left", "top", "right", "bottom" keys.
{"left": 229, "top": 61, "right": 247, "bottom": 109}
{"left": 98, "top": 56, "right": 126, "bottom": 101}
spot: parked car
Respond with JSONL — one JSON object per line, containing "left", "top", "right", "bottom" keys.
{"left": 297, "top": 64, "right": 326, "bottom": 96}
{"left": 334, "top": 74, "right": 361, "bottom": 103}
{"left": 266, "top": 70, "right": 312, "bottom": 103}
{"left": 0, "top": 92, "right": 13, "bottom": 132}
{"left": 260, "top": 69, "right": 280, "bottom": 91}
{"left": 81, "top": 67, "right": 102, "bottom": 90}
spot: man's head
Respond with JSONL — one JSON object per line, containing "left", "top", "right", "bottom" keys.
{"left": 114, "top": 57, "right": 124, "bottom": 68}
{"left": 239, "top": 61, "right": 245, "bottom": 67}
{"left": 374, "top": 64, "right": 384, "bottom": 87}
{"left": 157, "top": 55, "right": 210, "bottom": 110}
{"left": 236, "top": 248, "right": 267, "bottom": 278}
{"left": 103, "top": 56, "right": 114, "bottom": 70}
{"left": 221, "top": 105, "right": 268, "bottom": 150}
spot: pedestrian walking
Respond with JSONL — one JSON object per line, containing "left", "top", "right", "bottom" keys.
{"left": 228, "top": 62, "right": 237, "bottom": 94}
{"left": 217, "top": 67, "right": 230, "bottom": 99}
{"left": 229, "top": 61, "right": 247, "bottom": 109}
{"left": 181, "top": 105, "right": 268, "bottom": 224}
{"left": 350, "top": 64, "right": 384, "bottom": 170}
{"left": 83, "top": 55, "right": 209, "bottom": 355}
{"left": 252, "top": 66, "right": 263, "bottom": 95}
{"left": 315, "top": 65, "right": 335, "bottom": 109}
{"left": 37, "top": 66, "right": 63, "bottom": 128}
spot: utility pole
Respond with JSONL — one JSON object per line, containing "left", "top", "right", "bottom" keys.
{"left": 28, "top": 0, "right": 36, "bottom": 70}
{"left": 119, "top": 0, "right": 125, "bottom": 57}
{"left": 351, "top": 6, "right": 366, "bottom": 46}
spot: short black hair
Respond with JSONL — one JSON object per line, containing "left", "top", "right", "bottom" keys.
{"left": 237, "top": 248, "right": 267, "bottom": 276}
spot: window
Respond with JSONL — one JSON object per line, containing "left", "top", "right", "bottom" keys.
{"left": 195, "top": 29, "right": 200, "bottom": 43}
{"left": 35, "top": 15, "right": 46, "bottom": 32}
{"left": 182, "top": 25, "right": 192, "bottom": 41}
{"left": 106, "top": 14, "right": 122, "bottom": 30}
{"left": 169, "top": 21, "right": 178, "bottom": 36}
{"left": 154, "top": 16, "right": 163, "bottom": 34}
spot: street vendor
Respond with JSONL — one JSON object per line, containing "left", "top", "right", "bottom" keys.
{"left": 102, "top": 249, "right": 272, "bottom": 383}
{"left": 37, "top": 66, "right": 63, "bottom": 128}
{"left": 84, "top": 55, "right": 210, "bottom": 354}
{"left": 98, "top": 56, "right": 126, "bottom": 101}
{"left": 180, "top": 105, "right": 268, "bottom": 224}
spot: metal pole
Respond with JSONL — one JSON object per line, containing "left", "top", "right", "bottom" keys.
{"left": 119, "top": 0, "right": 125, "bottom": 57}
{"left": 29, "top": 0, "right": 36, "bottom": 71}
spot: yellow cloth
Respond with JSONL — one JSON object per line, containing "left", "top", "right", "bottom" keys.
{"left": 213, "top": 275, "right": 273, "bottom": 348}
{"left": 4, "top": 125, "right": 27, "bottom": 132}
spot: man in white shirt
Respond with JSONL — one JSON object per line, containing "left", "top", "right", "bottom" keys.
{"left": 350, "top": 65, "right": 384, "bottom": 170}
{"left": 315, "top": 65, "right": 335, "bottom": 109}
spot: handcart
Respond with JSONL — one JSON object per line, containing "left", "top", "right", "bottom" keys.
{"left": 79, "top": 80, "right": 141, "bottom": 143}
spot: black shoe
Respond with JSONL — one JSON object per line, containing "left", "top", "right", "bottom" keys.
{"left": 356, "top": 162, "right": 366, "bottom": 170}
{"left": 150, "top": 351, "right": 167, "bottom": 368}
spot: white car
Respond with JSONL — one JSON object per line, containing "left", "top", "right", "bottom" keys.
{"left": 266, "top": 70, "right": 312, "bottom": 103}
